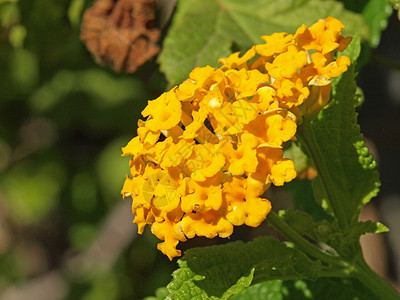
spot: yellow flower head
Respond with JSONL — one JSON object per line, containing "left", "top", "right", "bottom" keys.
{"left": 121, "top": 17, "right": 351, "bottom": 259}
{"left": 295, "top": 16, "right": 352, "bottom": 55}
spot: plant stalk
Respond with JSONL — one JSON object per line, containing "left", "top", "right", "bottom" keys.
{"left": 268, "top": 212, "right": 400, "bottom": 299}
{"left": 297, "top": 120, "right": 349, "bottom": 229}
{"left": 353, "top": 254, "right": 400, "bottom": 300}
{"left": 268, "top": 211, "right": 347, "bottom": 268}
{"left": 293, "top": 120, "right": 400, "bottom": 299}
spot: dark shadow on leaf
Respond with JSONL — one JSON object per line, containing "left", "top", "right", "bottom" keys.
{"left": 178, "top": 236, "right": 321, "bottom": 298}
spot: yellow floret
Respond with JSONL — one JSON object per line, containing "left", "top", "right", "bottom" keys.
{"left": 121, "top": 16, "right": 351, "bottom": 260}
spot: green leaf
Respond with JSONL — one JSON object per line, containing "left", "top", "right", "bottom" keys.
{"left": 164, "top": 261, "right": 253, "bottom": 300}
{"left": 160, "top": 0, "right": 369, "bottom": 85}
{"left": 162, "top": 237, "right": 321, "bottom": 299}
{"left": 231, "top": 278, "right": 379, "bottom": 299}
{"left": 221, "top": 268, "right": 255, "bottom": 300}
{"left": 338, "top": 0, "right": 392, "bottom": 47}
{"left": 328, "top": 220, "right": 389, "bottom": 259}
{"left": 283, "top": 179, "right": 332, "bottom": 222}
{"left": 230, "top": 280, "right": 289, "bottom": 300}
{"left": 361, "top": 0, "right": 392, "bottom": 47}
{"left": 278, "top": 209, "right": 336, "bottom": 244}
{"left": 300, "top": 36, "right": 380, "bottom": 226}
{"left": 277, "top": 209, "right": 388, "bottom": 259}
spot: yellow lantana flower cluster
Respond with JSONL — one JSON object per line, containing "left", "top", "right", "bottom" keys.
{"left": 121, "top": 16, "right": 351, "bottom": 260}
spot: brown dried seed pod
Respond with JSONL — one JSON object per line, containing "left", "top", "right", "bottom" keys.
{"left": 80, "top": 0, "right": 160, "bottom": 73}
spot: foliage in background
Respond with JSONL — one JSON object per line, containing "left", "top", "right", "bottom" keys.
{"left": 0, "top": 0, "right": 398, "bottom": 299}
{"left": 0, "top": 0, "right": 171, "bottom": 299}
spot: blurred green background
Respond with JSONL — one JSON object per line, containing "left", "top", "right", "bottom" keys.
{"left": 1, "top": 0, "right": 400, "bottom": 299}
{"left": 0, "top": 0, "right": 176, "bottom": 299}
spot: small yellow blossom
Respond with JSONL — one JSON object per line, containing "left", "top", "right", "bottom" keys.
{"left": 224, "top": 177, "right": 272, "bottom": 227}
{"left": 219, "top": 47, "right": 256, "bottom": 70}
{"left": 181, "top": 210, "right": 234, "bottom": 239}
{"left": 187, "top": 143, "right": 226, "bottom": 182}
{"left": 255, "top": 32, "right": 294, "bottom": 58}
{"left": 243, "top": 112, "right": 297, "bottom": 147}
{"left": 271, "top": 159, "right": 297, "bottom": 186}
{"left": 265, "top": 45, "right": 308, "bottom": 79}
{"left": 142, "top": 89, "right": 182, "bottom": 131}
{"left": 295, "top": 16, "right": 352, "bottom": 55}
{"left": 181, "top": 178, "right": 223, "bottom": 213}
{"left": 151, "top": 215, "right": 186, "bottom": 260}
{"left": 121, "top": 17, "right": 351, "bottom": 259}
{"left": 225, "top": 133, "right": 259, "bottom": 175}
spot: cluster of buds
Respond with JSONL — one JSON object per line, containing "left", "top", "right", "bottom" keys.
{"left": 121, "top": 16, "right": 351, "bottom": 259}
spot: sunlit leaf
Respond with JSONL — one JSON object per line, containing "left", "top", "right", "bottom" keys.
{"left": 159, "top": 237, "right": 321, "bottom": 299}
{"left": 159, "top": 0, "right": 369, "bottom": 85}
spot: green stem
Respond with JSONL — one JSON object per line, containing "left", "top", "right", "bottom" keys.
{"left": 297, "top": 120, "right": 349, "bottom": 229}
{"left": 296, "top": 121, "right": 400, "bottom": 298}
{"left": 268, "top": 211, "right": 347, "bottom": 268}
{"left": 268, "top": 212, "right": 400, "bottom": 299}
{"left": 353, "top": 255, "right": 400, "bottom": 300}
